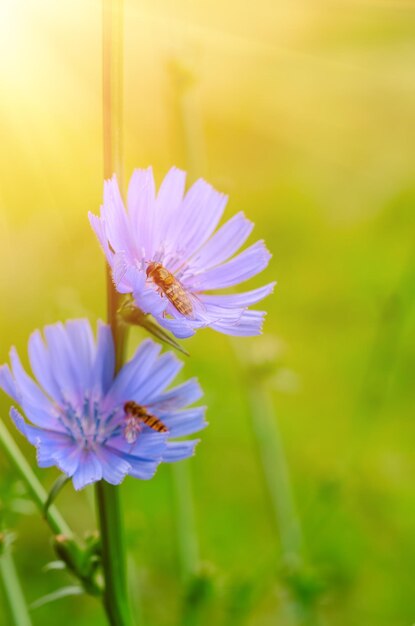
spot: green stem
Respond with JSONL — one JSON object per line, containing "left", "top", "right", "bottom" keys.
{"left": 171, "top": 461, "right": 199, "bottom": 580}
{"left": 247, "top": 383, "right": 303, "bottom": 562}
{"left": 0, "top": 421, "right": 72, "bottom": 537}
{"left": 95, "top": 482, "right": 132, "bottom": 626}
{"left": 0, "top": 546, "right": 32, "bottom": 626}
{"left": 96, "top": 1, "right": 133, "bottom": 625}
{"left": 243, "top": 373, "right": 323, "bottom": 624}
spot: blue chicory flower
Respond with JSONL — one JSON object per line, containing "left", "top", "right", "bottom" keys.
{"left": 0, "top": 319, "right": 206, "bottom": 490}
{"left": 89, "top": 167, "right": 275, "bottom": 338}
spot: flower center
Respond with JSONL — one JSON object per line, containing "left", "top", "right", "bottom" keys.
{"left": 57, "top": 396, "right": 121, "bottom": 449}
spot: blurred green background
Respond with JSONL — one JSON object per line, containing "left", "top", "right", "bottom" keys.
{"left": 0, "top": 1, "right": 415, "bottom": 624}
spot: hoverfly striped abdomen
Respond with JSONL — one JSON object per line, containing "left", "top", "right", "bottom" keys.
{"left": 123, "top": 400, "right": 168, "bottom": 443}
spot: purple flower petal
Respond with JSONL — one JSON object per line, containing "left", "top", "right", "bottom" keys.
{"left": 168, "top": 179, "right": 227, "bottom": 264}
{"left": 191, "top": 240, "right": 271, "bottom": 291}
{"left": 200, "top": 282, "right": 276, "bottom": 308}
{"left": 148, "top": 378, "right": 203, "bottom": 411}
{"left": 162, "top": 440, "right": 199, "bottom": 462}
{"left": 107, "top": 339, "right": 161, "bottom": 407}
{"left": 188, "top": 211, "right": 253, "bottom": 271}
{"left": 28, "top": 330, "right": 63, "bottom": 403}
{"left": 9, "top": 349, "right": 62, "bottom": 430}
{"left": 195, "top": 302, "right": 245, "bottom": 324}
{"left": 156, "top": 316, "right": 197, "bottom": 339}
{"left": 138, "top": 353, "right": 183, "bottom": 405}
{"left": 0, "top": 365, "right": 19, "bottom": 402}
{"left": 211, "top": 310, "right": 266, "bottom": 336}
{"left": 43, "top": 323, "right": 82, "bottom": 405}
{"left": 14, "top": 417, "right": 65, "bottom": 451}
{"left": 95, "top": 446, "right": 132, "bottom": 485}
{"left": 108, "top": 431, "right": 167, "bottom": 458}
{"left": 112, "top": 252, "right": 135, "bottom": 293}
{"left": 127, "top": 459, "right": 159, "bottom": 480}
{"left": 65, "top": 320, "right": 95, "bottom": 391}
{"left": 10, "top": 348, "right": 54, "bottom": 415}
{"left": 127, "top": 167, "right": 156, "bottom": 256}
{"left": 105, "top": 445, "right": 160, "bottom": 480}
{"left": 155, "top": 167, "right": 186, "bottom": 242}
{"left": 10, "top": 408, "right": 78, "bottom": 474}
{"left": 88, "top": 213, "right": 113, "bottom": 265}
{"left": 51, "top": 445, "right": 82, "bottom": 477}
{"left": 91, "top": 321, "right": 114, "bottom": 395}
{"left": 9, "top": 406, "right": 31, "bottom": 438}
{"left": 134, "top": 284, "right": 168, "bottom": 317}
{"left": 161, "top": 407, "right": 207, "bottom": 437}
{"left": 102, "top": 176, "right": 135, "bottom": 256}
{"left": 72, "top": 450, "right": 103, "bottom": 491}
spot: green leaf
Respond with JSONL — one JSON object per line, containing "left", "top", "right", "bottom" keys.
{"left": 30, "top": 586, "right": 84, "bottom": 610}
{"left": 120, "top": 304, "right": 190, "bottom": 356}
{"left": 42, "top": 560, "right": 66, "bottom": 572}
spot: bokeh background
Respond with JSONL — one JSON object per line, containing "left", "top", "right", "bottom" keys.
{"left": 1, "top": 1, "right": 415, "bottom": 624}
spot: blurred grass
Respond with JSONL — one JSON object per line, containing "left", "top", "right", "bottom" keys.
{"left": 1, "top": 0, "right": 415, "bottom": 624}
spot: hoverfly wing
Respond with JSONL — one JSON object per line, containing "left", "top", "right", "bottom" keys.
{"left": 124, "top": 414, "right": 142, "bottom": 444}
{"left": 186, "top": 292, "right": 209, "bottom": 322}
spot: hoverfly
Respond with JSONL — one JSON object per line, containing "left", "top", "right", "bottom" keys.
{"left": 146, "top": 262, "right": 194, "bottom": 317}
{"left": 123, "top": 400, "right": 168, "bottom": 444}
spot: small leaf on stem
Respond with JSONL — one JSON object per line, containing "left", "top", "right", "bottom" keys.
{"left": 42, "top": 560, "right": 66, "bottom": 573}
{"left": 120, "top": 302, "right": 190, "bottom": 356}
{"left": 30, "top": 586, "right": 84, "bottom": 610}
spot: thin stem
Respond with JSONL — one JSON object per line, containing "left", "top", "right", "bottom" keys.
{"left": 171, "top": 461, "right": 199, "bottom": 579}
{"left": 241, "top": 369, "right": 322, "bottom": 624}
{"left": 0, "top": 421, "right": 71, "bottom": 537}
{"left": 95, "top": 482, "right": 131, "bottom": 626}
{"left": 247, "top": 383, "right": 303, "bottom": 561}
{"left": 0, "top": 546, "right": 32, "bottom": 626}
{"left": 96, "top": 1, "right": 133, "bottom": 625}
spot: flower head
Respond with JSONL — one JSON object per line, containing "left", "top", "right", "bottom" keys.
{"left": 89, "top": 167, "right": 275, "bottom": 338}
{"left": 0, "top": 319, "right": 206, "bottom": 490}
